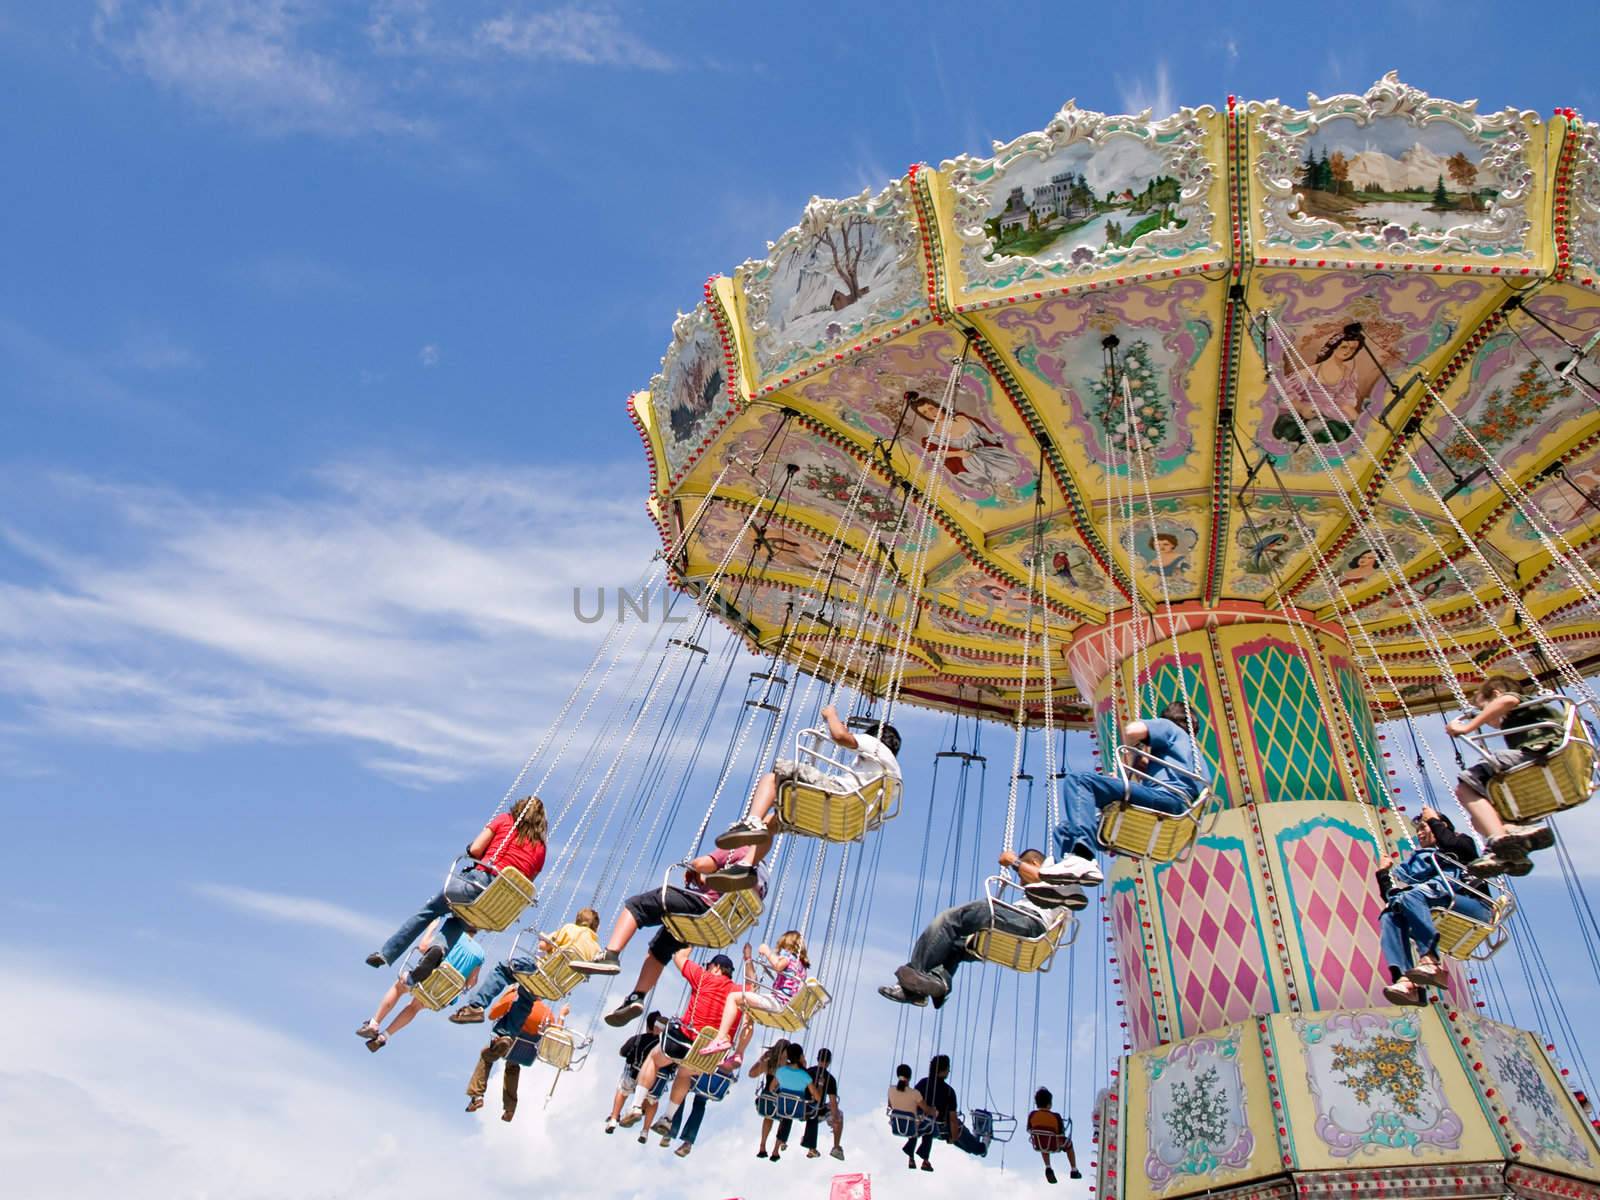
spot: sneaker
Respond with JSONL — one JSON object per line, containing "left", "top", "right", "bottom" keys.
{"left": 1046, "top": 1166, "right": 1058, "bottom": 1184}
{"left": 920, "top": 1159, "right": 934, "bottom": 1171}
{"left": 449, "top": 1005, "right": 486, "bottom": 1025}
{"left": 1025, "top": 881, "right": 1088, "bottom": 910}
{"left": 1498, "top": 822, "right": 1555, "bottom": 854}
{"left": 1506, "top": 857, "right": 1534, "bottom": 877}
{"left": 637, "top": 1132, "right": 648, "bottom": 1145}
{"left": 675, "top": 1142, "right": 693, "bottom": 1158}
{"left": 806, "top": 1149, "right": 820, "bottom": 1159}
{"left": 1468, "top": 853, "right": 1512, "bottom": 879}
{"left": 1406, "top": 959, "right": 1450, "bottom": 988}
{"left": 408, "top": 945, "right": 444, "bottom": 985}
{"left": 715, "top": 817, "right": 772, "bottom": 850}
{"left": 605, "top": 992, "right": 647, "bottom": 1027}
{"left": 877, "top": 984, "right": 928, "bottom": 1006}
{"left": 573, "top": 948, "right": 622, "bottom": 977}
{"left": 1382, "top": 980, "right": 1427, "bottom": 1006}
{"left": 605, "top": 1120, "right": 616, "bottom": 1134}
{"left": 830, "top": 1146, "right": 845, "bottom": 1161}
{"left": 618, "top": 1109, "right": 643, "bottom": 1128}
{"left": 659, "top": 1134, "right": 673, "bottom": 1147}
{"left": 365, "top": 952, "right": 386, "bottom": 968}
{"left": 757, "top": 1148, "right": 769, "bottom": 1159}
{"left": 1038, "top": 854, "right": 1104, "bottom": 887}
{"left": 1070, "top": 1169, "right": 1083, "bottom": 1179}
{"left": 501, "top": 1110, "right": 515, "bottom": 1123}
{"left": 704, "top": 863, "right": 759, "bottom": 892}
{"left": 355, "top": 1021, "right": 380, "bottom": 1039}
{"left": 896, "top": 965, "right": 950, "bottom": 1002}
{"left": 651, "top": 1118, "right": 674, "bottom": 1137}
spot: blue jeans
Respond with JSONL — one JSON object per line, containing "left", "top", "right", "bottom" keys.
{"left": 1379, "top": 885, "right": 1492, "bottom": 975}
{"left": 461, "top": 956, "right": 540, "bottom": 1020}
{"left": 904, "top": 1115, "right": 987, "bottom": 1160}
{"left": 668, "top": 1094, "right": 709, "bottom": 1145}
{"left": 1053, "top": 770, "right": 1193, "bottom": 859}
{"left": 909, "top": 899, "right": 1044, "bottom": 990}
{"left": 378, "top": 868, "right": 488, "bottom": 965}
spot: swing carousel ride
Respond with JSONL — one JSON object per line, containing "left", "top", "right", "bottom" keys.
{"left": 607, "top": 74, "right": 1600, "bottom": 1198}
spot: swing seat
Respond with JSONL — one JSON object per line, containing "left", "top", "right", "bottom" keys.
{"left": 775, "top": 727, "right": 903, "bottom": 843}
{"left": 743, "top": 978, "right": 831, "bottom": 1033}
{"left": 445, "top": 857, "right": 537, "bottom": 933}
{"left": 405, "top": 954, "right": 467, "bottom": 1012}
{"left": 756, "top": 1090, "right": 818, "bottom": 1121}
{"left": 692, "top": 1069, "right": 736, "bottom": 1101}
{"left": 1029, "top": 1129, "right": 1073, "bottom": 1154}
{"left": 506, "top": 1032, "right": 543, "bottom": 1068}
{"left": 888, "top": 1108, "right": 941, "bottom": 1139}
{"left": 534, "top": 1026, "right": 592, "bottom": 1072}
{"left": 659, "top": 864, "right": 763, "bottom": 949}
{"left": 508, "top": 942, "right": 586, "bottom": 1002}
{"left": 965, "top": 875, "right": 1076, "bottom": 973}
{"left": 1433, "top": 876, "right": 1516, "bottom": 961}
{"left": 1097, "top": 746, "right": 1216, "bottom": 863}
{"left": 1465, "top": 696, "right": 1598, "bottom": 821}
{"left": 661, "top": 1023, "right": 732, "bottom": 1074}
{"left": 970, "top": 1108, "right": 1016, "bottom": 1145}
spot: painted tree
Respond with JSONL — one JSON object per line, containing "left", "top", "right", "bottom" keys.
{"left": 1328, "top": 151, "right": 1350, "bottom": 194}
{"left": 1431, "top": 174, "right": 1451, "bottom": 210}
{"left": 1446, "top": 152, "right": 1478, "bottom": 192}
{"left": 809, "top": 214, "right": 874, "bottom": 310}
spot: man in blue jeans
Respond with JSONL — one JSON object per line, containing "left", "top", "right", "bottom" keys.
{"left": 1039, "top": 702, "right": 1208, "bottom": 887}
{"left": 1377, "top": 807, "right": 1490, "bottom": 1006}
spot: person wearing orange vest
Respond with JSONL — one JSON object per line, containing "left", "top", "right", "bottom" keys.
{"left": 465, "top": 989, "right": 568, "bottom": 1121}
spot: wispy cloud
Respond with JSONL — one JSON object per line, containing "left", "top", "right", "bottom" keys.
{"left": 190, "top": 882, "right": 389, "bottom": 940}
{"left": 1116, "top": 59, "right": 1176, "bottom": 118}
{"left": 369, "top": 1, "right": 674, "bottom": 70}
{"left": 0, "top": 460, "right": 657, "bottom": 783}
{"left": 92, "top": 0, "right": 425, "bottom": 138}
{"left": 418, "top": 341, "right": 439, "bottom": 367}
{"left": 111, "top": 327, "right": 203, "bottom": 371}
{"left": 234, "top": 250, "right": 358, "bottom": 297}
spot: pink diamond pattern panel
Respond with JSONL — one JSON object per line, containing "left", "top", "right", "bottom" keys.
{"left": 1111, "top": 883, "right": 1159, "bottom": 1051}
{"left": 1155, "top": 839, "right": 1276, "bottom": 1039}
{"left": 1278, "top": 818, "right": 1388, "bottom": 1010}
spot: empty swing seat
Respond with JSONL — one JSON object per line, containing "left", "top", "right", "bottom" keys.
{"left": 970, "top": 1108, "right": 1016, "bottom": 1146}
{"left": 445, "top": 856, "right": 537, "bottom": 933}
{"left": 1097, "top": 746, "right": 1215, "bottom": 863}
{"left": 509, "top": 942, "right": 586, "bottom": 1002}
{"left": 775, "top": 727, "right": 903, "bottom": 843}
{"left": 404, "top": 951, "right": 468, "bottom": 1012}
{"left": 535, "top": 1027, "right": 592, "bottom": 1072}
{"left": 965, "top": 875, "right": 1076, "bottom": 973}
{"left": 1433, "top": 876, "right": 1516, "bottom": 961}
{"left": 692, "top": 1069, "right": 736, "bottom": 1101}
{"left": 887, "top": 1109, "right": 941, "bottom": 1139}
{"left": 1467, "top": 697, "right": 1599, "bottom": 822}
{"left": 743, "top": 978, "right": 831, "bottom": 1033}
{"left": 658, "top": 864, "right": 763, "bottom": 949}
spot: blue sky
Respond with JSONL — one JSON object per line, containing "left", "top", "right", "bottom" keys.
{"left": 4, "top": 3, "right": 1600, "bottom": 1198}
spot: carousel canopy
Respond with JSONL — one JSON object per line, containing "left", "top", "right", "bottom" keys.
{"left": 629, "top": 74, "right": 1600, "bottom": 726}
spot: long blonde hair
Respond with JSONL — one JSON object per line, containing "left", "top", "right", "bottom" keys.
{"left": 776, "top": 929, "right": 809, "bottom": 969}
{"left": 510, "top": 795, "right": 548, "bottom": 845}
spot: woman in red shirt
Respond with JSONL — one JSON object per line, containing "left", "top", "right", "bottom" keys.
{"left": 366, "top": 794, "right": 548, "bottom": 970}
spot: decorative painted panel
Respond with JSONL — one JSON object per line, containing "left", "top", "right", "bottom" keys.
{"left": 649, "top": 305, "right": 733, "bottom": 482}
{"left": 1111, "top": 874, "right": 1161, "bottom": 1051}
{"left": 1153, "top": 836, "right": 1275, "bottom": 1039}
{"left": 1143, "top": 1029, "right": 1256, "bottom": 1190}
{"left": 1274, "top": 813, "right": 1387, "bottom": 1011}
{"left": 1231, "top": 635, "right": 1342, "bottom": 803}
{"left": 1134, "top": 651, "right": 1228, "bottom": 806}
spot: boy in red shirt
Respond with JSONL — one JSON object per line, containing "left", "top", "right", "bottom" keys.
{"left": 573, "top": 845, "right": 766, "bottom": 1028}
{"left": 630, "top": 949, "right": 752, "bottom": 1141}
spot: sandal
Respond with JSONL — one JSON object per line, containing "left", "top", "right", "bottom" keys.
{"left": 366, "top": 1033, "right": 388, "bottom": 1052}
{"left": 355, "top": 1021, "right": 380, "bottom": 1039}
{"left": 465, "top": 1097, "right": 483, "bottom": 1113}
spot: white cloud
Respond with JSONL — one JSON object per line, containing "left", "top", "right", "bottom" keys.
{"left": 472, "top": 6, "right": 673, "bottom": 70}
{"left": 1116, "top": 60, "right": 1175, "bottom": 118}
{"left": 235, "top": 250, "right": 358, "bottom": 296}
{"left": 0, "top": 460, "right": 660, "bottom": 783}
{"left": 92, "top": 0, "right": 425, "bottom": 138}
{"left": 190, "top": 881, "right": 390, "bottom": 940}
{"left": 112, "top": 327, "right": 203, "bottom": 371}
{"left": 419, "top": 341, "right": 440, "bottom": 367}
{"left": 0, "top": 957, "right": 1064, "bottom": 1199}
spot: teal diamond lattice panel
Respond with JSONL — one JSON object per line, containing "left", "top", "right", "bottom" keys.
{"left": 1137, "top": 653, "right": 1230, "bottom": 806}
{"left": 1233, "top": 637, "right": 1342, "bottom": 802}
